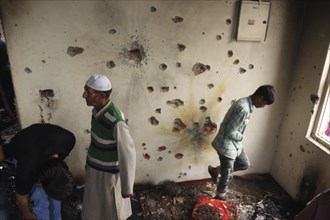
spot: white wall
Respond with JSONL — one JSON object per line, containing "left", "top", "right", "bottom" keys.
{"left": 271, "top": 0, "right": 330, "bottom": 200}
{"left": 0, "top": 1, "right": 302, "bottom": 185}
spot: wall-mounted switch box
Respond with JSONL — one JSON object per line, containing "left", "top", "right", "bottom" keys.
{"left": 237, "top": 0, "right": 271, "bottom": 41}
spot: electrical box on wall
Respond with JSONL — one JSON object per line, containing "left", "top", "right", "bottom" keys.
{"left": 237, "top": 0, "right": 271, "bottom": 41}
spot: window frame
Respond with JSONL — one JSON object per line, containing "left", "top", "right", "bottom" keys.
{"left": 307, "top": 46, "right": 330, "bottom": 155}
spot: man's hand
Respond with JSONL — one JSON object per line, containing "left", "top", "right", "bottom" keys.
{"left": 16, "top": 193, "right": 36, "bottom": 220}
{"left": 122, "top": 193, "right": 133, "bottom": 198}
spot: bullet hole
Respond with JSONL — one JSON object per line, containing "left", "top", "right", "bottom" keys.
{"left": 202, "top": 32, "right": 205, "bottom": 35}
{"left": 176, "top": 62, "right": 181, "bottom": 68}
{"left": 207, "top": 84, "right": 214, "bottom": 89}
{"left": 313, "top": 65, "right": 316, "bottom": 69}
{"left": 188, "top": 165, "right": 191, "bottom": 169}
{"left": 41, "top": 60, "right": 46, "bottom": 63}
{"left": 216, "top": 35, "right": 222, "bottom": 40}
{"left": 160, "top": 86, "right": 169, "bottom": 92}
{"left": 227, "top": 50, "right": 233, "bottom": 57}
{"left": 148, "top": 116, "right": 159, "bottom": 125}
{"left": 106, "top": 60, "right": 116, "bottom": 69}
{"left": 157, "top": 157, "right": 163, "bottom": 161}
{"left": 248, "top": 64, "right": 254, "bottom": 69}
{"left": 203, "top": 117, "right": 217, "bottom": 134}
{"left": 158, "top": 146, "right": 167, "bottom": 152}
{"left": 147, "top": 86, "right": 154, "bottom": 93}
{"left": 15, "top": 24, "right": 18, "bottom": 27}
{"left": 217, "top": 97, "right": 223, "bottom": 102}
{"left": 150, "top": 6, "right": 157, "bottom": 12}
{"left": 177, "top": 44, "right": 186, "bottom": 51}
{"left": 289, "top": 154, "right": 292, "bottom": 157}
{"left": 84, "top": 129, "right": 90, "bottom": 134}
{"left": 300, "top": 145, "right": 306, "bottom": 152}
{"left": 166, "top": 99, "right": 184, "bottom": 108}
{"left": 200, "top": 106, "right": 207, "bottom": 112}
{"left": 310, "top": 94, "right": 319, "bottom": 104}
{"left": 172, "top": 118, "right": 187, "bottom": 133}
{"left": 143, "top": 153, "right": 151, "bottom": 160}
{"left": 199, "top": 99, "right": 205, "bottom": 105}
{"left": 142, "top": 143, "right": 146, "bottom": 147}
{"left": 109, "top": 29, "right": 117, "bottom": 34}
{"left": 39, "top": 89, "right": 54, "bottom": 100}
{"left": 127, "top": 48, "right": 144, "bottom": 63}
{"left": 172, "top": 16, "right": 184, "bottom": 23}
{"left": 175, "top": 153, "right": 184, "bottom": 159}
{"left": 24, "top": 67, "right": 32, "bottom": 73}
{"left": 159, "top": 63, "right": 167, "bottom": 71}
{"left": 239, "top": 67, "right": 247, "bottom": 74}
{"left": 155, "top": 108, "right": 161, "bottom": 114}
{"left": 173, "top": 86, "right": 177, "bottom": 90}
{"left": 67, "top": 46, "right": 84, "bottom": 57}
{"left": 226, "top": 18, "right": 232, "bottom": 25}
{"left": 233, "top": 59, "right": 239, "bottom": 65}
{"left": 192, "top": 63, "right": 210, "bottom": 75}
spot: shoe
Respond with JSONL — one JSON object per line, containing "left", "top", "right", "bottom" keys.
{"left": 208, "top": 165, "right": 219, "bottom": 184}
{"left": 213, "top": 192, "right": 227, "bottom": 200}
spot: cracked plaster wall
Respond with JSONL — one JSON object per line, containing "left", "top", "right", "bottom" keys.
{"left": 0, "top": 0, "right": 309, "bottom": 189}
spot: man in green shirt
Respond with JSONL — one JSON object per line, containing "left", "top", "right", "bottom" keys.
{"left": 209, "top": 85, "right": 275, "bottom": 200}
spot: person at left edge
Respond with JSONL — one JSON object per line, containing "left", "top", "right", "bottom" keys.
{"left": 0, "top": 123, "right": 76, "bottom": 220}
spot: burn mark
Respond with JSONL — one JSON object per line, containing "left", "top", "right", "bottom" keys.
{"left": 172, "top": 118, "right": 187, "bottom": 133}
{"left": 147, "top": 86, "right": 154, "bottom": 93}
{"left": 106, "top": 60, "right": 116, "bottom": 69}
{"left": 216, "top": 35, "right": 222, "bottom": 40}
{"left": 172, "top": 16, "right": 184, "bottom": 23}
{"left": 67, "top": 46, "right": 84, "bottom": 57}
{"left": 158, "top": 146, "right": 167, "bottom": 152}
{"left": 233, "top": 59, "right": 239, "bottom": 65}
{"left": 24, "top": 67, "right": 32, "bottom": 73}
{"left": 239, "top": 67, "right": 247, "bottom": 74}
{"left": 159, "top": 63, "right": 167, "bottom": 71}
{"left": 310, "top": 94, "right": 319, "bottom": 104}
{"left": 148, "top": 116, "right": 159, "bottom": 126}
{"left": 227, "top": 50, "right": 233, "bottom": 57}
{"left": 226, "top": 18, "right": 232, "bottom": 25}
{"left": 167, "top": 99, "right": 184, "bottom": 108}
{"left": 192, "top": 63, "right": 210, "bottom": 75}
{"left": 160, "top": 86, "right": 169, "bottom": 92}
{"left": 155, "top": 108, "right": 161, "bottom": 114}
{"left": 109, "top": 29, "right": 117, "bottom": 34}
{"left": 207, "top": 84, "right": 214, "bottom": 89}
{"left": 199, "top": 99, "right": 205, "bottom": 105}
{"left": 176, "top": 62, "right": 181, "bottom": 68}
{"left": 177, "top": 44, "right": 186, "bottom": 52}
{"left": 248, "top": 64, "right": 254, "bottom": 69}
{"left": 150, "top": 6, "right": 157, "bottom": 13}
{"left": 143, "top": 153, "right": 151, "bottom": 160}
{"left": 200, "top": 106, "right": 207, "bottom": 112}
{"left": 175, "top": 153, "right": 184, "bottom": 159}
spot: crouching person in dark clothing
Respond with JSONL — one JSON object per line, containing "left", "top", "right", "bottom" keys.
{"left": 0, "top": 123, "right": 76, "bottom": 220}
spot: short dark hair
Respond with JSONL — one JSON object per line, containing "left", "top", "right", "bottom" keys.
{"left": 39, "top": 158, "right": 73, "bottom": 200}
{"left": 253, "top": 85, "right": 275, "bottom": 105}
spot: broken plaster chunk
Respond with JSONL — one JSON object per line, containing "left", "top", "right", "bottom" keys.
{"left": 67, "top": 46, "right": 84, "bottom": 57}
{"left": 166, "top": 99, "right": 184, "bottom": 108}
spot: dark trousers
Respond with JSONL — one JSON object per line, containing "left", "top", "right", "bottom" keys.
{"left": 216, "top": 149, "right": 250, "bottom": 194}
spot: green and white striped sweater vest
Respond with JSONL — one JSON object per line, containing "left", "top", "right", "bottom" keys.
{"left": 87, "top": 102, "right": 126, "bottom": 173}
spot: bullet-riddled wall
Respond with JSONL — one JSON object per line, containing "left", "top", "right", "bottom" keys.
{"left": 0, "top": 1, "right": 302, "bottom": 185}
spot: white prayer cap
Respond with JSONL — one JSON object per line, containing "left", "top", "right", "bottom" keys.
{"left": 85, "top": 74, "right": 112, "bottom": 91}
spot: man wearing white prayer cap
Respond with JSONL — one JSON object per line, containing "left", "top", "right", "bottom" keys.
{"left": 82, "top": 74, "right": 136, "bottom": 220}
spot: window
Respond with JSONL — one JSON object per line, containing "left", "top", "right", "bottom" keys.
{"left": 307, "top": 46, "right": 330, "bottom": 154}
